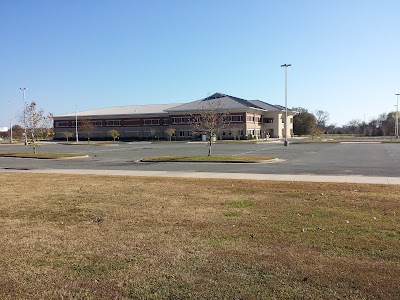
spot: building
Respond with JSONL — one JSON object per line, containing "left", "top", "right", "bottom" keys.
{"left": 53, "top": 93, "right": 294, "bottom": 140}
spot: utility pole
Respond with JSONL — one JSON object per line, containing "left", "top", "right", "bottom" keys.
{"left": 281, "top": 64, "right": 291, "bottom": 146}
{"left": 395, "top": 94, "right": 399, "bottom": 139}
{"left": 364, "top": 114, "right": 366, "bottom": 136}
{"left": 9, "top": 100, "right": 12, "bottom": 143}
{"left": 75, "top": 105, "right": 79, "bottom": 142}
{"left": 20, "top": 87, "right": 28, "bottom": 145}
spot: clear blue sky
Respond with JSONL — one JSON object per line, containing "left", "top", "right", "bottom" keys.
{"left": 1, "top": 0, "right": 399, "bottom": 127}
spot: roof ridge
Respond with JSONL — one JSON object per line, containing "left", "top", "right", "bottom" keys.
{"left": 226, "top": 94, "right": 264, "bottom": 109}
{"left": 251, "top": 99, "right": 282, "bottom": 110}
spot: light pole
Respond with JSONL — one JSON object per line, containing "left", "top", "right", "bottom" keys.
{"left": 394, "top": 104, "right": 398, "bottom": 138}
{"left": 9, "top": 100, "right": 12, "bottom": 143}
{"left": 364, "top": 114, "right": 366, "bottom": 136}
{"left": 395, "top": 94, "right": 399, "bottom": 139}
{"left": 281, "top": 64, "right": 291, "bottom": 146}
{"left": 75, "top": 105, "right": 79, "bottom": 142}
{"left": 20, "top": 87, "right": 28, "bottom": 145}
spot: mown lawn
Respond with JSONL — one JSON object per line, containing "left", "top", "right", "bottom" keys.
{"left": 0, "top": 173, "right": 399, "bottom": 299}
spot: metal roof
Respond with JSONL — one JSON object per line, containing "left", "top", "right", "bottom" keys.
{"left": 54, "top": 93, "right": 289, "bottom": 119}
{"left": 248, "top": 100, "right": 282, "bottom": 111}
{"left": 166, "top": 93, "right": 280, "bottom": 112}
{"left": 55, "top": 103, "right": 182, "bottom": 118}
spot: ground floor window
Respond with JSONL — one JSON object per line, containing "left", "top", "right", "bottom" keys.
{"left": 247, "top": 130, "right": 256, "bottom": 136}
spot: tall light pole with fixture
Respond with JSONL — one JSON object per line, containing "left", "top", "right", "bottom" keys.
{"left": 9, "top": 100, "right": 13, "bottom": 144}
{"left": 75, "top": 105, "right": 79, "bottom": 143}
{"left": 20, "top": 87, "right": 28, "bottom": 145}
{"left": 281, "top": 64, "right": 291, "bottom": 146}
{"left": 395, "top": 93, "right": 399, "bottom": 139}
{"left": 394, "top": 104, "right": 398, "bottom": 138}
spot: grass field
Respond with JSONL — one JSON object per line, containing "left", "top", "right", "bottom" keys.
{"left": 0, "top": 173, "right": 399, "bottom": 299}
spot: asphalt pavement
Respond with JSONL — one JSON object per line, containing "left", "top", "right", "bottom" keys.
{"left": 0, "top": 141, "right": 399, "bottom": 184}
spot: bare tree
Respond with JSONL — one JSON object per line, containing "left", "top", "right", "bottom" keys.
{"left": 230, "top": 126, "right": 241, "bottom": 140}
{"left": 346, "top": 119, "right": 362, "bottom": 136}
{"left": 38, "top": 112, "right": 54, "bottom": 139}
{"left": 164, "top": 127, "right": 175, "bottom": 142}
{"left": 79, "top": 119, "right": 94, "bottom": 144}
{"left": 315, "top": 110, "right": 329, "bottom": 133}
{"left": 377, "top": 113, "right": 388, "bottom": 136}
{"left": 21, "top": 101, "right": 53, "bottom": 153}
{"left": 190, "top": 99, "right": 230, "bottom": 156}
{"left": 63, "top": 131, "right": 74, "bottom": 142}
{"left": 150, "top": 129, "right": 156, "bottom": 140}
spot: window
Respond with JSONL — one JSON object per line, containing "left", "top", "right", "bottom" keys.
{"left": 172, "top": 117, "right": 189, "bottom": 124}
{"left": 105, "top": 120, "right": 121, "bottom": 126}
{"left": 192, "top": 115, "right": 201, "bottom": 122}
{"left": 143, "top": 119, "right": 160, "bottom": 125}
{"left": 55, "top": 121, "right": 69, "bottom": 127}
{"left": 92, "top": 121, "right": 103, "bottom": 126}
{"left": 263, "top": 118, "right": 274, "bottom": 123}
{"left": 179, "top": 131, "right": 185, "bottom": 137}
{"left": 163, "top": 118, "right": 169, "bottom": 125}
{"left": 71, "top": 121, "right": 81, "bottom": 127}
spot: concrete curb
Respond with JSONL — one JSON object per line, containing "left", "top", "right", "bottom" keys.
{"left": 138, "top": 158, "right": 283, "bottom": 164}
{"left": 0, "top": 155, "right": 88, "bottom": 160}
{"left": 1, "top": 168, "right": 400, "bottom": 185}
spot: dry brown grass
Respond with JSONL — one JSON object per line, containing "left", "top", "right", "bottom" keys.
{"left": 0, "top": 173, "right": 399, "bottom": 299}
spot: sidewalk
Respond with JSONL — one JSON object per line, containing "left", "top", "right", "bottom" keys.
{"left": 2, "top": 168, "right": 400, "bottom": 184}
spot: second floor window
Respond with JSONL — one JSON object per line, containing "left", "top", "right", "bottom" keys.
{"left": 263, "top": 118, "right": 274, "bottom": 123}
{"left": 143, "top": 119, "right": 160, "bottom": 125}
{"left": 55, "top": 121, "right": 69, "bottom": 127}
{"left": 105, "top": 120, "right": 121, "bottom": 126}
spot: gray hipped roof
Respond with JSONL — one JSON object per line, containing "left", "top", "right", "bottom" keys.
{"left": 248, "top": 100, "right": 283, "bottom": 111}
{"left": 54, "top": 92, "right": 291, "bottom": 119}
{"left": 166, "top": 93, "right": 284, "bottom": 112}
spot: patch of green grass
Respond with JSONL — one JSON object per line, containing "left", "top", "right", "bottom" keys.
{"left": 0, "top": 152, "right": 87, "bottom": 159}
{"left": 224, "top": 211, "right": 241, "bottom": 217}
{"left": 224, "top": 200, "right": 253, "bottom": 207}
{"left": 142, "top": 155, "right": 275, "bottom": 162}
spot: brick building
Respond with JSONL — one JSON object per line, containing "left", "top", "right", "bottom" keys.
{"left": 53, "top": 93, "right": 294, "bottom": 140}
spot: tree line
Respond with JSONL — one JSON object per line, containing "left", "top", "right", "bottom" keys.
{"left": 293, "top": 107, "right": 399, "bottom": 137}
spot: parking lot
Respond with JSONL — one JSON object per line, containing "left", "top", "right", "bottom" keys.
{"left": 0, "top": 141, "right": 399, "bottom": 177}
